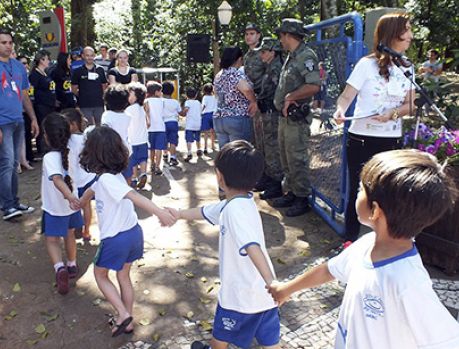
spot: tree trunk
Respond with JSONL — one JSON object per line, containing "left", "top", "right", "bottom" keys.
{"left": 70, "top": 0, "right": 95, "bottom": 49}
{"left": 131, "top": 0, "right": 143, "bottom": 66}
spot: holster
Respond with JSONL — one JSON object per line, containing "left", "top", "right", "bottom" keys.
{"left": 286, "top": 103, "right": 311, "bottom": 123}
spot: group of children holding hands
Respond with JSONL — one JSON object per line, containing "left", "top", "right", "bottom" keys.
{"left": 39, "top": 78, "right": 459, "bottom": 347}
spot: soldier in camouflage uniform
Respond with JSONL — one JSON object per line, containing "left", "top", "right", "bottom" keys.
{"left": 243, "top": 24, "right": 266, "bottom": 166}
{"left": 256, "top": 38, "right": 285, "bottom": 200}
{"left": 272, "top": 18, "right": 321, "bottom": 217}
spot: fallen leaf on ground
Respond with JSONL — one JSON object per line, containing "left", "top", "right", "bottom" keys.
{"left": 200, "top": 277, "right": 207, "bottom": 283}
{"left": 139, "top": 318, "right": 151, "bottom": 326}
{"left": 143, "top": 289, "right": 150, "bottom": 295}
{"left": 34, "top": 324, "right": 46, "bottom": 334}
{"left": 276, "top": 258, "right": 286, "bottom": 265}
{"left": 199, "top": 320, "right": 213, "bottom": 331}
{"left": 200, "top": 298, "right": 211, "bottom": 304}
{"left": 206, "top": 286, "right": 214, "bottom": 293}
{"left": 185, "top": 311, "right": 194, "bottom": 320}
{"left": 158, "top": 309, "right": 166, "bottom": 316}
{"left": 4, "top": 310, "right": 17, "bottom": 320}
{"left": 26, "top": 338, "right": 39, "bottom": 345}
{"left": 152, "top": 333, "right": 160, "bottom": 341}
{"left": 92, "top": 298, "right": 102, "bottom": 306}
{"left": 320, "top": 304, "right": 329, "bottom": 309}
{"left": 12, "top": 283, "right": 21, "bottom": 292}
{"left": 298, "top": 250, "right": 311, "bottom": 257}
{"left": 185, "top": 272, "right": 195, "bottom": 279}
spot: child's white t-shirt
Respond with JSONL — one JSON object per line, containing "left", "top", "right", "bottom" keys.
{"left": 126, "top": 104, "right": 148, "bottom": 146}
{"left": 41, "top": 151, "right": 78, "bottom": 216}
{"left": 101, "top": 110, "right": 132, "bottom": 153}
{"left": 202, "top": 95, "right": 217, "bottom": 114}
{"left": 91, "top": 173, "right": 138, "bottom": 239}
{"left": 162, "top": 98, "right": 181, "bottom": 123}
{"left": 184, "top": 99, "right": 202, "bottom": 131}
{"left": 327, "top": 232, "right": 459, "bottom": 349}
{"left": 346, "top": 57, "right": 414, "bottom": 138}
{"left": 145, "top": 97, "right": 165, "bottom": 132}
{"left": 67, "top": 134, "right": 96, "bottom": 188}
{"left": 202, "top": 194, "right": 277, "bottom": 313}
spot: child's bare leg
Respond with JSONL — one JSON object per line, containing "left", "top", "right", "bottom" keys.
{"left": 202, "top": 132, "right": 208, "bottom": 150}
{"left": 94, "top": 266, "right": 131, "bottom": 329}
{"left": 210, "top": 338, "right": 229, "bottom": 349}
{"left": 169, "top": 144, "right": 177, "bottom": 158}
{"left": 82, "top": 202, "right": 92, "bottom": 238}
{"left": 46, "top": 236, "right": 63, "bottom": 265}
{"left": 116, "top": 263, "right": 134, "bottom": 331}
{"left": 64, "top": 229, "right": 77, "bottom": 262}
{"left": 263, "top": 345, "right": 281, "bottom": 349}
{"left": 154, "top": 150, "right": 162, "bottom": 169}
{"left": 210, "top": 129, "right": 216, "bottom": 150}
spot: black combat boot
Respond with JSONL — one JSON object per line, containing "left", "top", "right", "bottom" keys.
{"left": 259, "top": 181, "right": 283, "bottom": 200}
{"left": 272, "top": 191, "right": 296, "bottom": 208}
{"left": 286, "top": 197, "right": 311, "bottom": 217}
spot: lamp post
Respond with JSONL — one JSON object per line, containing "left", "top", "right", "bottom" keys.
{"left": 212, "top": 1, "right": 232, "bottom": 76}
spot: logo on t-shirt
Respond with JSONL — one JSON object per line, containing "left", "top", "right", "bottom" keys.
{"left": 95, "top": 199, "right": 104, "bottom": 214}
{"left": 220, "top": 225, "right": 226, "bottom": 236}
{"left": 363, "top": 294, "right": 384, "bottom": 320}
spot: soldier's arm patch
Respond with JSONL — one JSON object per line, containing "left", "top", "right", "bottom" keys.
{"left": 305, "top": 59, "right": 315, "bottom": 72}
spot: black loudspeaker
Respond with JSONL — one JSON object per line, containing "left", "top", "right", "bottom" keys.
{"left": 186, "top": 34, "right": 211, "bottom": 63}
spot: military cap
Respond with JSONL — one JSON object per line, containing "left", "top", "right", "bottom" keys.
{"left": 245, "top": 23, "right": 261, "bottom": 33}
{"left": 275, "top": 18, "right": 306, "bottom": 37}
{"left": 256, "top": 38, "right": 282, "bottom": 52}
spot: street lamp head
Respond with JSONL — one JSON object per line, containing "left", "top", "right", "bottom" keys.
{"left": 218, "top": 1, "right": 232, "bottom": 26}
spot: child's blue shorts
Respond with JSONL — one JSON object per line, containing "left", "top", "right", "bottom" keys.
{"left": 78, "top": 177, "right": 97, "bottom": 198}
{"left": 148, "top": 131, "right": 167, "bottom": 150}
{"left": 185, "top": 130, "right": 201, "bottom": 143}
{"left": 201, "top": 112, "right": 214, "bottom": 131}
{"left": 212, "top": 304, "right": 280, "bottom": 349}
{"left": 131, "top": 143, "right": 148, "bottom": 166}
{"left": 42, "top": 211, "right": 84, "bottom": 237}
{"left": 94, "top": 224, "right": 144, "bottom": 271}
{"left": 165, "top": 121, "right": 179, "bottom": 146}
{"left": 122, "top": 155, "right": 134, "bottom": 179}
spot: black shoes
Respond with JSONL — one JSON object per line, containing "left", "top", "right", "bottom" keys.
{"left": 286, "top": 197, "right": 311, "bottom": 217}
{"left": 259, "top": 181, "right": 283, "bottom": 200}
{"left": 272, "top": 191, "right": 296, "bottom": 208}
{"left": 254, "top": 173, "right": 272, "bottom": 192}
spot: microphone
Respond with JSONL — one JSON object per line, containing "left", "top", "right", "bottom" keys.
{"left": 377, "top": 43, "right": 412, "bottom": 67}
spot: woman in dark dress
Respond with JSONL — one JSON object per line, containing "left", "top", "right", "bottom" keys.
{"left": 29, "top": 50, "right": 56, "bottom": 154}
{"left": 51, "top": 52, "right": 76, "bottom": 110}
{"left": 107, "top": 49, "right": 138, "bottom": 85}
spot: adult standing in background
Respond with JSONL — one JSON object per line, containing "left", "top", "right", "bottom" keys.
{"left": 94, "top": 43, "right": 111, "bottom": 74}
{"left": 256, "top": 38, "right": 284, "bottom": 201}
{"left": 419, "top": 49, "right": 443, "bottom": 82}
{"left": 17, "top": 55, "right": 34, "bottom": 167}
{"left": 51, "top": 52, "right": 76, "bottom": 110}
{"left": 334, "top": 13, "right": 415, "bottom": 242}
{"left": 28, "top": 49, "right": 56, "bottom": 155}
{"left": 71, "top": 46, "right": 107, "bottom": 126}
{"left": 107, "top": 47, "right": 117, "bottom": 71}
{"left": 213, "top": 47, "right": 258, "bottom": 147}
{"left": 107, "top": 49, "right": 138, "bottom": 85}
{"left": 272, "top": 19, "right": 320, "bottom": 217}
{"left": 0, "top": 28, "right": 39, "bottom": 220}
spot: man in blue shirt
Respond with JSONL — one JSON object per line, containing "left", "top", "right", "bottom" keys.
{"left": 0, "top": 28, "right": 39, "bottom": 220}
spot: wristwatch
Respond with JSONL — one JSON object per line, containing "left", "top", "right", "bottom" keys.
{"left": 391, "top": 108, "right": 400, "bottom": 121}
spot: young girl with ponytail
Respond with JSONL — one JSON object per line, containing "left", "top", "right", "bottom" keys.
{"left": 41, "top": 113, "right": 83, "bottom": 295}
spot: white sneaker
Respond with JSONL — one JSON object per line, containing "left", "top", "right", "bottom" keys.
{"left": 15, "top": 204, "right": 35, "bottom": 214}
{"left": 3, "top": 208, "right": 23, "bottom": 221}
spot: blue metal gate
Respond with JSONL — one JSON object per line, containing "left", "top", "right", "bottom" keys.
{"left": 304, "top": 12, "right": 366, "bottom": 236}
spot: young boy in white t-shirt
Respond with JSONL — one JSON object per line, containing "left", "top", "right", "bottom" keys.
{"left": 168, "top": 140, "right": 280, "bottom": 349}
{"left": 144, "top": 81, "right": 166, "bottom": 176}
{"left": 201, "top": 83, "right": 217, "bottom": 154}
{"left": 182, "top": 87, "right": 202, "bottom": 162}
{"left": 269, "top": 149, "right": 459, "bottom": 349}
{"left": 126, "top": 82, "right": 149, "bottom": 189}
{"left": 162, "top": 81, "right": 181, "bottom": 166}
{"left": 101, "top": 84, "right": 132, "bottom": 181}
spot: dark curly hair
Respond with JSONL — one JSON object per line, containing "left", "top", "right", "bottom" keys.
{"left": 42, "top": 113, "right": 73, "bottom": 192}
{"left": 128, "top": 82, "right": 147, "bottom": 105}
{"left": 104, "top": 84, "right": 130, "bottom": 111}
{"left": 62, "top": 108, "right": 85, "bottom": 133}
{"left": 79, "top": 126, "right": 129, "bottom": 175}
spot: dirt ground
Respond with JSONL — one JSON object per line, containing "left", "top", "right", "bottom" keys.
{"left": 0, "top": 145, "right": 343, "bottom": 349}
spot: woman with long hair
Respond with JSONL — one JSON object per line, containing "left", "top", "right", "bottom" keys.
{"left": 51, "top": 52, "right": 76, "bottom": 110}
{"left": 107, "top": 49, "right": 138, "bottom": 85}
{"left": 213, "top": 46, "right": 258, "bottom": 147}
{"left": 333, "top": 13, "right": 415, "bottom": 242}
{"left": 29, "top": 49, "right": 57, "bottom": 155}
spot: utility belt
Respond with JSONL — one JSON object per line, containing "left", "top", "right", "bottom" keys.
{"left": 257, "top": 99, "right": 276, "bottom": 113}
{"left": 285, "top": 102, "right": 311, "bottom": 123}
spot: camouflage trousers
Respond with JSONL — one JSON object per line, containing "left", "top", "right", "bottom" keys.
{"left": 278, "top": 117, "right": 312, "bottom": 197}
{"left": 252, "top": 110, "right": 264, "bottom": 153}
{"left": 261, "top": 109, "right": 283, "bottom": 182}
